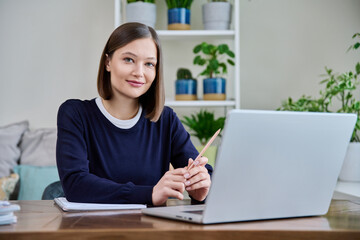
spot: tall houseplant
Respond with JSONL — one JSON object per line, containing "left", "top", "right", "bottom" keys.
{"left": 181, "top": 110, "right": 225, "bottom": 167}
{"left": 165, "top": 0, "right": 193, "bottom": 30}
{"left": 126, "top": 0, "right": 156, "bottom": 28}
{"left": 193, "top": 42, "right": 235, "bottom": 100}
{"left": 279, "top": 32, "right": 360, "bottom": 181}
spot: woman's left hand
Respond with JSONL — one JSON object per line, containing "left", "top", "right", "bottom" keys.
{"left": 184, "top": 157, "right": 211, "bottom": 202}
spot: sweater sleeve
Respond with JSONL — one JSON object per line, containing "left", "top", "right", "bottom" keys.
{"left": 168, "top": 108, "right": 213, "bottom": 176}
{"left": 56, "top": 100, "right": 153, "bottom": 204}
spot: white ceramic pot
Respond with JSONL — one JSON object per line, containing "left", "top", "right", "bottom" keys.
{"left": 126, "top": 2, "right": 156, "bottom": 28}
{"left": 339, "top": 142, "right": 360, "bottom": 182}
{"left": 202, "top": 2, "right": 232, "bottom": 30}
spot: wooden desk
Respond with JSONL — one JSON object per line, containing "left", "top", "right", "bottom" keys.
{"left": 0, "top": 199, "right": 359, "bottom": 239}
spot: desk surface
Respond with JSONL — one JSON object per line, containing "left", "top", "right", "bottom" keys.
{"left": 0, "top": 200, "right": 359, "bottom": 240}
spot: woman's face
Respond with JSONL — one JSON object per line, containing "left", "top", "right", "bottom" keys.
{"left": 106, "top": 38, "right": 157, "bottom": 100}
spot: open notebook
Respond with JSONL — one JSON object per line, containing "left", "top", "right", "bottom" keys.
{"left": 54, "top": 197, "right": 146, "bottom": 212}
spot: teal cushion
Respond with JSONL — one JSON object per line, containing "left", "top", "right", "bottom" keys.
{"left": 13, "top": 165, "right": 59, "bottom": 200}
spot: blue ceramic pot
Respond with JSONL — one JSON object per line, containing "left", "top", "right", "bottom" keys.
{"left": 168, "top": 8, "right": 190, "bottom": 25}
{"left": 175, "top": 79, "right": 197, "bottom": 100}
{"left": 168, "top": 8, "right": 190, "bottom": 30}
{"left": 203, "top": 77, "right": 226, "bottom": 100}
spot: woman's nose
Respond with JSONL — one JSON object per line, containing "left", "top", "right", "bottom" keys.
{"left": 132, "top": 63, "right": 144, "bottom": 78}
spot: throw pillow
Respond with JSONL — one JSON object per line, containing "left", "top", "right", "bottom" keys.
{"left": 0, "top": 173, "right": 19, "bottom": 200}
{"left": 0, "top": 121, "right": 29, "bottom": 178}
{"left": 20, "top": 128, "right": 57, "bottom": 166}
{"left": 13, "top": 165, "right": 59, "bottom": 200}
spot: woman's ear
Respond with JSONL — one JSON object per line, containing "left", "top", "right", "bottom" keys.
{"left": 105, "top": 54, "right": 111, "bottom": 72}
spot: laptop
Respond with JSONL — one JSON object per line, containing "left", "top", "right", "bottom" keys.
{"left": 142, "top": 110, "right": 356, "bottom": 224}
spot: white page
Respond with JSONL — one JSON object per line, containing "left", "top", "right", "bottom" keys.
{"left": 54, "top": 197, "right": 146, "bottom": 212}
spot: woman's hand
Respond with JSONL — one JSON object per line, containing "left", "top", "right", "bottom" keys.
{"left": 152, "top": 168, "right": 187, "bottom": 206}
{"left": 184, "top": 157, "right": 211, "bottom": 202}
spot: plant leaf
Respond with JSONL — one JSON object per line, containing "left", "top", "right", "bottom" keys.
{"left": 227, "top": 59, "right": 235, "bottom": 66}
{"left": 356, "top": 62, "right": 360, "bottom": 75}
{"left": 226, "top": 50, "right": 235, "bottom": 58}
{"left": 193, "top": 44, "right": 202, "bottom": 54}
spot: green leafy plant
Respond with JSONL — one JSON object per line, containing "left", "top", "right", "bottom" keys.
{"left": 181, "top": 110, "right": 225, "bottom": 145}
{"left": 127, "top": 0, "right": 155, "bottom": 3}
{"left": 278, "top": 33, "right": 360, "bottom": 142}
{"left": 177, "top": 68, "right": 193, "bottom": 79}
{"left": 193, "top": 42, "right": 235, "bottom": 78}
{"left": 165, "top": 0, "right": 193, "bottom": 9}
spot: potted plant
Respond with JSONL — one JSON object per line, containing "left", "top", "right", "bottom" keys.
{"left": 202, "top": 0, "right": 232, "bottom": 30}
{"left": 126, "top": 0, "right": 156, "bottom": 28}
{"left": 165, "top": 0, "right": 193, "bottom": 30}
{"left": 278, "top": 32, "right": 360, "bottom": 182}
{"left": 175, "top": 68, "right": 197, "bottom": 100}
{"left": 181, "top": 110, "right": 225, "bottom": 167}
{"left": 193, "top": 42, "right": 235, "bottom": 100}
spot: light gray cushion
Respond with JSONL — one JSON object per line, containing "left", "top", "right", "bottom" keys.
{"left": 0, "top": 121, "right": 29, "bottom": 178}
{"left": 20, "top": 128, "right": 57, "bottom": 166}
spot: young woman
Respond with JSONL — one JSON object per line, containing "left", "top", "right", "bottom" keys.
{"left": 56, "top": 22, "right": 212, "bottom": 206}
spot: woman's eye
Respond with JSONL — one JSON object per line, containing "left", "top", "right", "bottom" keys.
{"left": 124, "top": 57, "right": 134, "bottom": 63}
{"left": 146, "top": 62, "right": 155, "bottom": 67}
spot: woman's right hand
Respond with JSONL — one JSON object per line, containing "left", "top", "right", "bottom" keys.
{"left": 152, "top": 168, "right": 187, "bottom": 206}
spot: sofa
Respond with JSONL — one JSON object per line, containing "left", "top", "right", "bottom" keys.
{"left": 0, "top": 121, "right": 59, "bottom": 200}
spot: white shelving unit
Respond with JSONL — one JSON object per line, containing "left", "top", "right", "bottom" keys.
{"left": 114, "top": 0, "right": 240, "bottom": 110}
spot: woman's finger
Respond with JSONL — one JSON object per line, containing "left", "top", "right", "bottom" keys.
{"left": 185, "top": 178, "right": 211, "bottom": 191}
{"left": 170, "top": 167, "right": 188, "bottom": 176}
{"left": 186, "top": 165, "right": 208, "bottom": 179}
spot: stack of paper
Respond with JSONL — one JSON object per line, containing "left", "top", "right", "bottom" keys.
{"left": 0, "top": 201, "right": 20, "bottom": 225}
{"left": 54, "top": 197, "right": 146, "bottom": 212}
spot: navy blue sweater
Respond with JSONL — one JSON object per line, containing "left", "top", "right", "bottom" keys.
{"left": 56, "top": 99, "right": 212, "bottom": 204}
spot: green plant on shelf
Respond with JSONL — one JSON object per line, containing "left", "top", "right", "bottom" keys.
{"left": 177, "top": 68, "right": 193, "bottom": 79}
{"left": 165, "top": 0, "right": 193, "bottom": 9}
{"left": 193, "top": 42, "right": 235, "bottom": 78}
{"left": 181, "top": 110, "right": 225, "bottom": 146}
{"left": 127, "top": 0, "right": 155, "bottom": 3}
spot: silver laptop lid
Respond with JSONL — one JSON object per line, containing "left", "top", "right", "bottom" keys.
{"left": 203, "top": 110, "right": 356, "bottom": 224}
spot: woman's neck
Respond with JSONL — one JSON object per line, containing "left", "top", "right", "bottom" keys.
{"left": 101, "top": 96, "right": 139, "bottom": 120}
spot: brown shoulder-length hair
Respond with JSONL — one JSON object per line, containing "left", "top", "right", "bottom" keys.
{"left": 97, "top": 22, "right": 165, "bottom": 122}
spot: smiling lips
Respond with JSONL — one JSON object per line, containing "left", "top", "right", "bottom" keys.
{"left": 126, "top": 80, "right": 145, "bottom": 88}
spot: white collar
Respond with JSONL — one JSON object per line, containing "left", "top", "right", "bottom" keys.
{"left": 95, "top": 97, "right": 142, "bottom": 129}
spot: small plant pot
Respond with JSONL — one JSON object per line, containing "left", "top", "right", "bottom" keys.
{"left": 203, "top": 78, "right": 226, "bottom": 100}
{"left": 202, "top": 2, "right": 232, "bottom": 30}
{"left": 175, "top": 79, "right": 197, "bottom": 100}
{"left": 168, "top": 8, "right": 190, "bottom": 30}
{"left": 126, "top": 2, "right": 156, "bottom": 28}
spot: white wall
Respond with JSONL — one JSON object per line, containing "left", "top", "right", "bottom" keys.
{"left": 0, "top": 0, "right": 359, "bottom": 129}
{"left": 240, "top": 0, "right": 360, "bottom": 110}
{"left": 0, "top": 0, "right": 113, "bottom": 128}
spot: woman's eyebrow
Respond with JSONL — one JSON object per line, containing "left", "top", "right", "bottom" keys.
{"left": 122, "top": 51, "right": 156, "bottom": 60}
{"left": 121, "top": 51, "right": 137, "bottom": 57}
